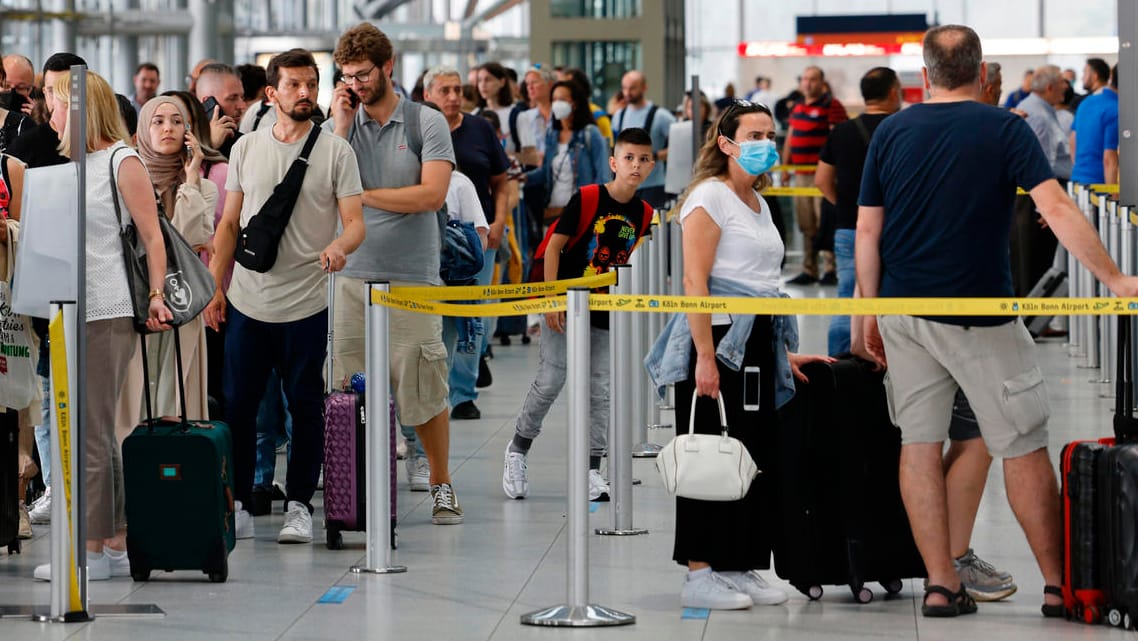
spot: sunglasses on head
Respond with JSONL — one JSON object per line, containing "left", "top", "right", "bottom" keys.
{"left": 718, "top": 99, "right": 770, "bottom": 135}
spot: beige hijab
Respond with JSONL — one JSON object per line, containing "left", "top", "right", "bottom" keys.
{"left": 136, "top": 96, "right": 191, "bottom": 216}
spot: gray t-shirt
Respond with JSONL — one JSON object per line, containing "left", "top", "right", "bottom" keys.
{"left": 325, "top": 98, "right": 456, "bottom": 284}
{"left": 613, "top": 101, "right": 675, "bottom": 189}
{"left": 226, "top": 122, "right": 363, "bottom": 323}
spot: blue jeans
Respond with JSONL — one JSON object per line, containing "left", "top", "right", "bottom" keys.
{"left": 480, "top": 246, "right": 501, "bottom": 356}
{"left": 34, "top": 375, "right": 50, "bottom": 489}
{"left": 253, "top": 370, "right": 292, "bottom": 488}
{"left": 447, "top": 246, "right": 496, "bottom": 405}
{"left": 224, "top": 305, "right": 327, "bottom": 508}
{"left": 827, "top": 229, "right": 856, "bottom": 356}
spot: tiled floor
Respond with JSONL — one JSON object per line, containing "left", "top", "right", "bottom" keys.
{"left": 1, "top": 273, "right": 1133, "bottom": 640}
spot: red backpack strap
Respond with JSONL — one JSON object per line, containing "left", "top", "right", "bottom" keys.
{"left": 567, "top": 184, "right": 601, "bottom": 248}
{"left": 640, "top": 200, "right": 655, "bottom": 230}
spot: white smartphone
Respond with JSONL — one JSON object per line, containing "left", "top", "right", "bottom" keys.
{"left": 743, "top": 366, "right": 761, "bottom": 411}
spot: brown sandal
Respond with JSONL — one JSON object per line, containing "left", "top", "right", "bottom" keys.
{"left": 922, "top": 584, "right": 978, "bottom": 617}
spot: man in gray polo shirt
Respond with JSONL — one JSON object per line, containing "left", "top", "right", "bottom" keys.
{"left": 328, "top": 23, "right": 463, "bottom": 525}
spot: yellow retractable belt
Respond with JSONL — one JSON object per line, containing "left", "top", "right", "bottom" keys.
{"left": 48, "top": 311, "right": 82, "bottom": 611}
{"left": 391, "top": 272, "right": 616, "bottom": 302}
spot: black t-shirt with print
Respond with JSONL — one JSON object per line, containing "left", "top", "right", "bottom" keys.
{"left": 553, "top": 184, "right": 651, "bottom": 329}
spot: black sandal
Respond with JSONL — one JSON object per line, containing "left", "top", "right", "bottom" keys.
{"left": 922, "top": 584, "right": 979, "bottom": 618}
{"left": 1041, "top": 585, "right": 1065, "bottom": 618}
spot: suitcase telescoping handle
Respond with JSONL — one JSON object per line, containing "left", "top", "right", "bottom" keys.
{"left": 139, "top": 325, "right": 190, "bottom": 432}
{"left": 1115, "top": 318, "right": 1138, "bottom": 441}
{"left": 325, "top": 271, "right": 335, "bottom": 396}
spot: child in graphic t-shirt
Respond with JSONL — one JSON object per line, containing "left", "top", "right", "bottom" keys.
{"left": 502, "top": 128, "right": 656, "bottom": 501}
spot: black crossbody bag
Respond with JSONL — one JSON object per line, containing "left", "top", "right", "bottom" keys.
{"left": 235, "top": 124, "right": 321, "bottom": 273}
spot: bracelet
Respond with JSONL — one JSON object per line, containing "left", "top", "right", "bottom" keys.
{"left": 148, "top": 289, "right": 165, "bottom": 301}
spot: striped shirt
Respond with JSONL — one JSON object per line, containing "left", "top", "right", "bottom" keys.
{"left": 787, "top": 96, "right": 848, "bottom": 168}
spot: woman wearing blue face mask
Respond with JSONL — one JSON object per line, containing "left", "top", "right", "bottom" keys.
{"left": 523, "top": 79, "right": 611, "bottom": 223}
{"left": 661, "top": 100, "right": 833, "bottom": 610}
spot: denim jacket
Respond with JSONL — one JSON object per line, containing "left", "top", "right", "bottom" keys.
{"left": 643, "top": 276, "right": 800, "bottom": 409}
{"left": 523, "top": 124, "right": 612, "bottom": 206}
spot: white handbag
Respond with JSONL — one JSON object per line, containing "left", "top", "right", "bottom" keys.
{"left": 655, "top": 391, "right": 760, "bottom": 501}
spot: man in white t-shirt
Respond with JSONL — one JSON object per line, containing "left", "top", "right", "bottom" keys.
{"left": 205, "top": 49, "right": 365, "bottom": 546}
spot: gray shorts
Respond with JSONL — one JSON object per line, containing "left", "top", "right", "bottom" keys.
{"left": 879, "top": 315, "right": 1050, "bottom": 459}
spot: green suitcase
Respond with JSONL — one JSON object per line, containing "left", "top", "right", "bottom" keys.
{"left": 122, "top": 329, "right": 235, "bottom": 582}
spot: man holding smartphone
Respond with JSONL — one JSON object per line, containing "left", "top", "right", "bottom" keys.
{"left": 195, "top": 63, "right": 248, "bottom": 158}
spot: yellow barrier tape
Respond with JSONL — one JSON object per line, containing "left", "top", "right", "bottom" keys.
{"left": 770, "top": 164, "right": 817, "bottom": 173}
{"left": 1091, "top": 184, "right": 1121, "bottom": 194}
{"left": 390, "top": 272, "right": 616, "bottom": 301}
{"left": 371, "top": 288, "right": 1138, "bottom": 317}
{"left": 1092, "top": 192, "right": 1101, "bottom": 207}
{"left": 761, "top": 186, "right": 824, "bottom": 198}
{"left": 49, "top": 311, "right": 82, "bottom": 611}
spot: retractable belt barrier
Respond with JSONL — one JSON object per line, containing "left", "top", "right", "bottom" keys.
{"left": 375, "top": 281, "right": 1138, "bottom": 318}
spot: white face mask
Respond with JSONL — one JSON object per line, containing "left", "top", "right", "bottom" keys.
{"left": 551, "top": 99, "right": 572, "bottom": 120}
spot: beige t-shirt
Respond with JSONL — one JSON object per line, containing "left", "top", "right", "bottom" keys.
{"left": 226, "top": 123, "right": 363, "bottom": 323}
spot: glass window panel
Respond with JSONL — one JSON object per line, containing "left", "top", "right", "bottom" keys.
{"left": 551, "top": 0, "right": 642, "bottom": 19}
{"left": 551, "top": 40, "right": 641, "bottom": 105}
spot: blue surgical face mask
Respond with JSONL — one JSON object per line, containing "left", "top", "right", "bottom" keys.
{"left": 726, "top": 137, "right": 778, "bottom": 176}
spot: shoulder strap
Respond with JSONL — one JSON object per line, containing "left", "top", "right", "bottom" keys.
{"left": 402, "top": 98, "right": 423, "bottom": 160}
{"left": 852, "top": 116, "right": 872, "bottom": 146}
{"left": 252, "top": 102, "right": 272, "bottom": 131}
{"left": 509, "top": 103, "right": 524, "bottom": 152}
{"left": 615, "top": 107, "right": 625, "bottom": 133}
{"left": 644, "top": 105, "right": 659, "bottom": 134}
{"left": 640, "top": 199, "right": 655, "bottom": 230}
{"left": 569, "top": 184, "right": 601, "bottom": 248}
{"left": 108, "top": 146, "right": 130, "bottom": 228}
{"left": 298, "top": 123, "right": 321, "bottom": 163}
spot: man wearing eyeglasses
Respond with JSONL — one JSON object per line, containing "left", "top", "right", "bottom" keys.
{"left": 328, "top": 23, "right": 465, "bottom": 526}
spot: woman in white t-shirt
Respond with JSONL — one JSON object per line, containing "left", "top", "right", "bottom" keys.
{"left": 673, "top": 101, "right": 831, "bottom": 610}
{"left": 31, "top": 71, "right": 172, "bottom": 582}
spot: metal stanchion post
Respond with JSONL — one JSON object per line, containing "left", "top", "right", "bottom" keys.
{"left": 352, "top": 282, "right": 406, "bottom": 575}
{"left": 521, "top": 289, "right": 635, "bottom": 627}
{"left": 1068, "top": 184, "right": 1082, "bottom": 357}
{"left": 1081, "top": 189, "right": 1099, "bottom": 368}
{"left": 1124, "top": 205, "right": 1138, "bottom": 403}
{"left": 644, "top": 227, "right": 669, "bottom": 431}
{"left": 1103, "top": 199, "right": 1122, "bottom": 395}
{"left": 1095, "top": 197, "right": 1111, "bottom": 381}
{"left": 630, "top": 247, "right": 660, "bottom": 458}
{"left": 597, "top": 267, "right": 647, "bottom": 538}
{"left": 670, "top": 218, "right": 684, "bottom": 297}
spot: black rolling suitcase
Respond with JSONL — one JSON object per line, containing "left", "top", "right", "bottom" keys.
{"left": 1024, "top": 248, "right": 1068, "bottom": 338}
{"left": 1091, "top": 318, "right": 1138, "bottom": 629}
{"left": 0, "top": 409, "right": 21, "bottom": 554}
{"left": 773, "top": 357, "right": 926, "bottom": 602}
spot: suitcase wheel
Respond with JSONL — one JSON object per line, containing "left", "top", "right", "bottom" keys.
{"left": 1108, "top": 608, "right": 1123, "bottom": 627}
{"left": 499, "top": 336, "right": 511, "bottom": 346}
{"left": 7, "top": 539, "right": 21, "bottom": 554}
{"left": 852, "top": 586, "right": 873, "bottom": 604}
{"left": 1124, "top": 612, "right": 1132, "bottom": 630}
{"left": 797, "top": 585, "right": 823, "bottom": 601}
{"left": 204, "top": 536, "right": 228, "bottom": 583}
{"left": 326, "top": 527, "right": 344, "bottom": 551}
{"left": 131, "top": 569, "right": 151, "bottom": 582}
{"left": 881, "top": 579, "right": 903, "bottom": 595}
{"left": 1081, "top": 605, "right": 1101, "bottom": 625}
{"left": 521, "top": 335, "right": 531, "bottom": 345}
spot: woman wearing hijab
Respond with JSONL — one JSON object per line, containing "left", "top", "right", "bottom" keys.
{"left": 136, "top": 96, "right": 217, "bottom": 419}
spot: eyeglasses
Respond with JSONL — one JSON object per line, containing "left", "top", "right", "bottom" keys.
{"left": 717, "top": 98, "right": 770, "bottom": 134}
{"left": 341, "top": 65, "right": 378, "bottom": 85}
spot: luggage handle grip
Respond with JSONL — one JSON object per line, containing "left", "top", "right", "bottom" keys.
{"left": 689, "top": 390, "right": 729, "bottom": 437}
{"left": 139, "top": 325, "right": 190, "bottom": 433}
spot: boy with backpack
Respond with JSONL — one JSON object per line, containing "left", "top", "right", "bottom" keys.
{"left": 502, "top": 128, "right": 656, "bottom": 500}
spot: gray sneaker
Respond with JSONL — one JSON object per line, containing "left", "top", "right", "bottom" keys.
{"left": 430, "top": 483, "right": 464, "bottom": 525}
{"left": 955, "top": 549, "right": 1016, "bottom": 602}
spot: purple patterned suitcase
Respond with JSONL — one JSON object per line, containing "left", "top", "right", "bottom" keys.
{"left": 322, "top": 390, "right": 396, "bottom": 550}
{"left": 322, "top": 274, "right": 397, "bottom": 550}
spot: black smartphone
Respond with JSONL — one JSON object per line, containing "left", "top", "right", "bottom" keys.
{"left": 201, "top": 96, "right": 220, "bottom": 118}
{"left": 185, "top": 143, "right": 193, "bottom": 161}
{"left": 347, "top": 89, "right": 360, "bottom": 109}
{"left": 1, "top": 91, "right": 27, "bottom": 113}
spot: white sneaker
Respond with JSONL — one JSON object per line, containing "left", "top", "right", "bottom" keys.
{"left": 588, "top": 470, "right": 610, "bottom": 502}
{"left": 396, "top": 436, "right": 408, "bottom": 460}
{"left": 719, "top": 570, "right": 789, "bottom": 605}
{"left": 502, "top": 446, "right": 528, "bottom": 499}
{"left": 35, "top": 552, "right": 111, "bottom": 582}
{"left": 105, "top": 548, "right": 131, "bottom": 577}
{"left": 681, "top": 571, "right": 752, "bottom": 610}
{"left": 278, "top": 501, "right": 313, "bottom": 544}
{"left": 234, "top": 501, "right": 255, "bottom": 540}
{"left": 28, "top": 489, "right": 51, "bottom": 523}
{"left": 407, "top": 456, "right": 430, "bottom": 492}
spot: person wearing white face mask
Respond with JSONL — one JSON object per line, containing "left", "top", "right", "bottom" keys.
{"left": 653, "top": 100, "right": 833, "bottom": 610}
{"left": 522, "top": 79, "right": 610, "bottom": 223}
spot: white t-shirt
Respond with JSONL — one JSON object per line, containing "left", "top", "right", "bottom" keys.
{"left": 446, "top": 170, "right": 489, "bottom": 231}
{"left": 547, "top": 143, "right": 574, "bottom": 208}
{"left": 86, "top": 143, "right": 137, "bottom": 323}
{"left": 679, "top": 179, "right": 784, "bottom": 325}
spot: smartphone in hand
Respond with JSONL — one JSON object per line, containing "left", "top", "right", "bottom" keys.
{"left": 347, "top": 89, "right": 360, "bottom": 109}
{"left": 201, "top": 96, "right": 220, "bottom": 118}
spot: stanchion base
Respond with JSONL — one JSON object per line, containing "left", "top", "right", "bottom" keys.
{"left": 351, "top": 565, "right": 407, "bottom": 575}
{"left": 0, "top": 605, "right": 94, "bottom": 622}
{"left": 647, "top": 423, "right": 672, "bottom": 430}
{"left": 631, "top": 443, "right": 662, "bottom": 458}
{"left": 520, "top": 604, "right": 635, "bottom": 627}
{"left": 657, "top": 404, "right": 674, "bottom": 411}
{"left": 632, "top": 478, "right": 642, "bottom": 485}
{"left": 89, "top": 604, "right": 164, "bottom": 618}
{"left": 595, "top": 527, "right": 648, "bottom": 536}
